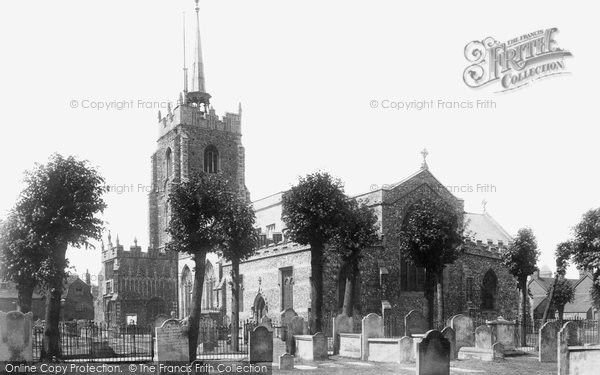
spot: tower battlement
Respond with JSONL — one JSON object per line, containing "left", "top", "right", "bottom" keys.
{"left": 101, "top": 239, "right": 175, "bottom": 262}
{"left": 158, "top": 103, "right": 241, "bottom": 139}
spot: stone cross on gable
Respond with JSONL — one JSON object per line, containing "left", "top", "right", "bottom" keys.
{"left": 482, "top": 199, "right": 488, "bottom": 213}
{"left": 420, "top": 148, "right": 429, "bottom": 170}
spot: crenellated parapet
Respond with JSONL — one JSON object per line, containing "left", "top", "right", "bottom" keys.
{"left": 158, "top": 103, "right": 241, "bottom": 139}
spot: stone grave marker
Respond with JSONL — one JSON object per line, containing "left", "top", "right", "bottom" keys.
{"left": 487, "top": 316, "right": 516, "bottom": 350}
{"left": 279, "top": 353, "right": 294, "bottom": 370}
{"left": 154, "top": 319, "right": 189, "bottom": 362}
{"left": 450, "top": 314, "right": 474, "bottom": 351}
{"left": 539, "top": 321, "right": 558, "bottom": 363}
{"left": 475, "top": 325, "right": 492, "bottom": 349}
{"left": 416, "top": 330, "right": 450, "bottom": 375}
{"left": 249, "top": 326, "right": 273, "bottom": 363}
{"left": 441, "top": 327, "right": 456, "bottom": 359}
{"left": 280, "top": 308, "right": 297, "bottom": 341}
{"left": 492, "top": 342, "right": 504, "bottom": 361}
{"left": 0, "top": 311, "right": 33, "bottom": 362}
{"left": 333, "top": 314, "right": 353, "bottom": 355}
{"left": 405, "top": 310, "right": 428, "bottom": 336}
{"left": 399, "top": 336, "right": 414, "bottom": 363}
{"left": 287, "top": 316, "right": 305, "bottom": 354}
{"left": 361, "top": 313, "right": 384, "bottom": 361}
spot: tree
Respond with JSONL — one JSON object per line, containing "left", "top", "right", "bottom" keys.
{"left": 282, "top": 172, "right": 347, "bottom": 333}
{"left": 166, "top": 173, "right": 233, "bottom": 360}
{"left": 399, "top": 195, "right": 465, "bottom": 328}
{"left": 548, "top": 276, "right": 575, "bottom": 323}
{"left": 501, "top": 227, "right": 539, "bottom": 347}
{"left": 542, "top": 241, "right": 572, "bottom": 324}
{"left": 220, "top": 195, "right": 259, "bottom": 351}
{"left": 0, "top": 211, "right": 43, "bottom": 313}
{"left": 330, "top": 200, "right": 379, "bottom": 317}
{"left": 566, "top": 208, "right": 600, "bottom": 308}
{"left": 17, "top": 154, "right": 106, "bottom": 359}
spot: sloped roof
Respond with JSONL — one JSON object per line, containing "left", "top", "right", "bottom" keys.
{"left": 464, "top": 212, "right": 512, "bottom": 245}
{"left": 564, "top": 293, "right": 594, "bottom": 313}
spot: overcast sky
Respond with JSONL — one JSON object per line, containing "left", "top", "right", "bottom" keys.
{"left": 1, "top": 0, "right": 597, "bottom": 281}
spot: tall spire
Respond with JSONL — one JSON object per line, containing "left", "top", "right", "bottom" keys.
{"left": 194, "top": 0, "right": 206, "bottom": 93}
{"left": 182, "top": 12, "right": 188, "bottom": 96}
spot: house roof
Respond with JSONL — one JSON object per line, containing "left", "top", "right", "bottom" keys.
{"left": 564, "top": 294, "right": 594, "bottom": 313}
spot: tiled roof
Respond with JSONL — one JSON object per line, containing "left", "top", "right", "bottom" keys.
{"left": 464, "top": 212, "right": 512, "bottom": 245}
{"left": 564, "top": 293, "right": 594, "bottom": 313}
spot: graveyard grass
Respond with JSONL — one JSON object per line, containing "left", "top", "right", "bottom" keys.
{"left": 277, "top": 355, "right": 556, "bottom": 375}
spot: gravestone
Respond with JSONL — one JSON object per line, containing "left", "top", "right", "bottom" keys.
{"left": 361, "top": 313, "right": 384, "bottom": 361}
{"left": 154, "top": 314, "right": 169, "bottom": 328}
{"left": 539, "top": 321, "right": 558, "bottom": 363}
{"left": 416, "top": 330, "right": 450, "bottom": 375}
{"left": 0, "top": 311, "right": 33, "bottom": 361}
{"left": 312, "top": 332, "right": 328, "bottom": 360}
{"left": 399, "top": 336, "right": 414, "bottom": 363}
{"left": 198, "top": 317, "right": 217, "bottom": 351}
{"left": 475, "top": 325, "right": 492, "bottom": 349}
{"left": 558, "top": 322, "right": 570, "bottom": 375}
{"left": 249, "top": 326, "right": 273, "bottom": 363}
{"left": 333, "top": 314, "right": 353, "bottom": 355}
{"left": 492, "top": 342, "right": 504, "bottom": 361}
{"left": 280, "top": 308, "right": 297, "bottom": 341}
{"left": 441, "top": 327, "right": 456, "bottom": 359}
{"left": 279, "top": 353, "right": 294, "bottom": 370}
{"left": 487, "top": 316, "right": 516, "bottom": 350}
{"left": 155, "top": 319, "right": 189, "bottom": 362}
{"left": 405, "top": 310, "right": 428, "bottom": 336}
{"left": 450, "top": 314, "right": 474, "bottom": 351}
{"left": 562, "top": 321, "right": 582, "bottom": 346}
{"left": 287, "top": 316, "right": 305, "bottom": 355}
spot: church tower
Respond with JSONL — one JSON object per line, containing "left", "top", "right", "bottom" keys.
{"left": 148, "top": 0, "right": 249, "bottom": 252}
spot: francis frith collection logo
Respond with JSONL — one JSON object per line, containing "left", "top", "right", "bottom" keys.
{"left": 463, "top": 28, "right": 572, "bottom": 92}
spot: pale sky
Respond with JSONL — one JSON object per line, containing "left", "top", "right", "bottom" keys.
{"left": 1, "top": 0, "right": 597, "bottom": 281}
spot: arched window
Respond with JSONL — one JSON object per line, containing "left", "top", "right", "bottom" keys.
{"left": 204, "top": 145, "right": 219, "bottom": 173}
{"left": 181, "top": 266, "right": 193, "bottom": 317}
{"left": 202, "top": 262, "right": 215, "bottom": 310}
{"left": 165, "top": 148, "right": 173, "bottom": 179}
{"left": 481, "top": 269, "right": 498, "bottom": 310}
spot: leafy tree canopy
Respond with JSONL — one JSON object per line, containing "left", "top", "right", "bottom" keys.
{"left": 502, "top": 227, "right": 540, "bottom": 284}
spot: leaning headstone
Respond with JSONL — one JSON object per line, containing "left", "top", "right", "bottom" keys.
{"left": 249, "top": 326, "right": 273, "bottom": 363}
{"left": 492, "top": 342, "right": 504, "bottom": 361}
{"left": 450, "top": 314, "right": 474, "bottom": 351}
{"left": 333, "top": 314, "right": 353, "bottom": 355}
{"left": 0, "top": 311, "right": 33, "bottom": 361}
{"left": 416, "top": 330, "right": 450, "bottom": 375}
{"left": 280, "top": 308, "right": 297, "bottom": 340}
{"left": 154, "top": 319, "right": 189, "bottom": 362}
{"left": 399, "top": 336, "right": 414, "bottom": 363}
{"left": 405, "top": 310, "right": 428, "bottom": 336}
{"left": 487, "top": 316, "right": 516, "bottom": 350}
{"left": 475, "top": 325, "right": 492, "bottom": 349}
{"left": 539, "top": 321, "right": 558, "bottom": 363}
{"left": 441, "top": 327, "right": 457, "bottom": 359}
{"left": 361, "top": 313, "right": 384, "bottom": 361}
{"left": 279, "top": 353, "right": 294, "bottom": 370}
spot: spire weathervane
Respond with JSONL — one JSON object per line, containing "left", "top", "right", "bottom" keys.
{"left": 420, "top": 148, "right": 429, "bottom": 170}
{"left": 482, "top": 199, "right": 488, "bottom": 213}
{"left": 194, "top": 0, "right": 206, "bottom": 93}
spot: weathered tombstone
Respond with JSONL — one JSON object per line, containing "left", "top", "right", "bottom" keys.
{"left": 249, "top": 326, "right": 273, "bottom": 363}
{"left": 154, "top": 319, "right": 189, "bottom": 362}
{"left": 381, "top": 300, "right": 392, "bottom": 319}
{"left": 492, "top": 342, "right": 504, "bottom": 361}
{"left": 539, "top": 321, "right": 558, "bottom": 363}
{"left": 333, "top": 314, "right": 353, "bottom": 355}
{"left": 280, "top": 308, "right": 297, "bottom": 341}
{"left": 361, "top": 313, "right": 384, "bottom": 361}
{"left": 441, "top": 327, "right": 456, "bottom": 359}
{"left": 287, "top": 316, "right": 305, "bottom": 355}
{"left": 198, "top": 317, "right": 217, "bottom": 351}
{"left": 0, "top": 311, "right": 33, "bottom": 361}
{"left": 405, "top": 310, "right": 428, "bottom": 336}
{"left": 450, "top": 314, "right": 474, "bottom": 351}
{"left": 279, "top": 353, "right": 294, "bottom": 370}
{"left": 487, "top": 316, "right": 516, "bottom": 350}
{"left": 475, "top": 325, "right": 492, "bottom": 349}
{"left": 558, "top": 323, "right": 569, "bottom": 375}
{"left": 312, "top": 332, "right": 328, "bottom": 360}
{"left": 416, "top": 330, "right": 450, "bottom": 375}
{"left": 399, "top": 336, "right": 414, "bottom": 363}
{"left": 563, "top": 321, "right": 582, "bottom": 346}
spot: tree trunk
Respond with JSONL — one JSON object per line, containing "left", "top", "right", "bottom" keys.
{"left": 424, "top": 269, "right": 436, "bottom": 329}
{"left": 542, "top": 275, "right": 558, "bottom": 325}
{"left": 310, "top": 243, "right": 324, "bottom": 334}
{"left": 41, "top": 244, "right": 67, "bottom": 360}
{"left": 558, "top": 306, "right": 564, "bottom": 325}
{"left": 342, "top": 255, "right": 358, "bottom": 317}
{"left": 520, "top": 279, "right": 527, "bottom": 347}
{"left": 337, "top": 260, "right": 349, "bottom": 314}
{"left": 436, "top": 271, "right": 444, "bottom": 329}
{"left": 188, "top": 252, "right": 207, "bottom": 361}
{"left": 17, "top": 278, "right": 36, "bottom": 314}
{"left": 230, "top": 259, "right": 240, "bottom": 352}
